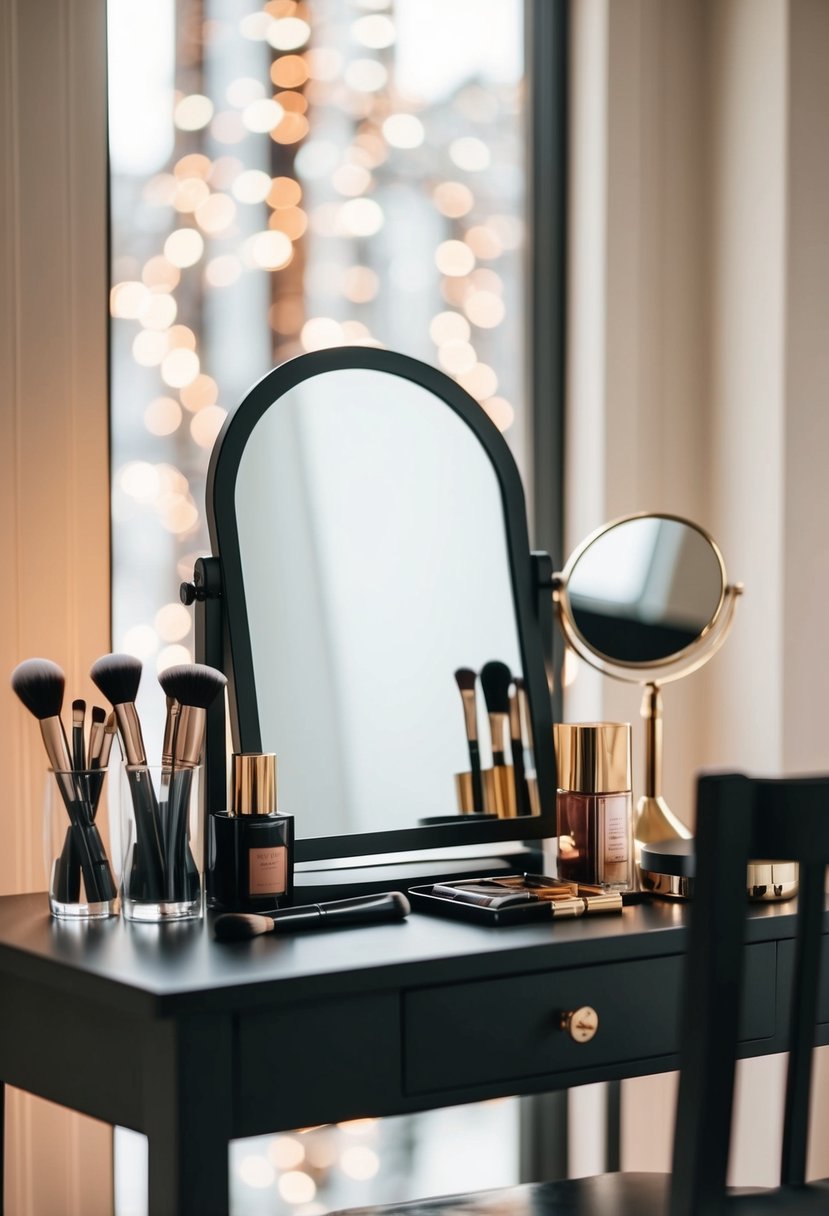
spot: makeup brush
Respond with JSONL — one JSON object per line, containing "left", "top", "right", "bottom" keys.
{"left": 87, "top": 705, "right": 107, "bottom": 769}
{"left": 453, "top": 668, "right": 485, "bottom": 814}
{"left": 214, "top": 892, "right": 411, "bottom": 942}
{"left": 90, "top": 652, "right": 165, "bottom": 901}
{"left": 11, "top": 659, "right": 73, "bottom": 775}
{"left": 71, "top": 699, "right": 86, "bottom": 772}
{"left": 158, "top": 663, "right": 228, "bottom": 901}
{"left": 480, "top": 661, "right": 512, "bottom": 766}
{"left": 11, "top": 659, "right": 114, "bottom": 902}
{"left": 97, "top": 712, "right": 117, "bottom": 771}
{"left": 514, "top": 677, "right": 534, "bottom": 771}
{"left": 509, "top": 682, "right": 532, "bottom": 817}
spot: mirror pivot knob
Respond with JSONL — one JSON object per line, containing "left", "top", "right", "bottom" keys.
{"left": 559, "top": 1005, "right": 599, "bottom": 1043}
{"left": 180, "top": 581, "right": 198, "bottom": 605}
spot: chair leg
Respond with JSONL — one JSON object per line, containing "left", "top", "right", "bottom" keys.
{"left": 1, "top": 1080, "right": 5, "bottom": 1216}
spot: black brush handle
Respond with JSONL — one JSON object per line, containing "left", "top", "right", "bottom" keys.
{"left": 510, "top": 734, "right": 532, "bottom": 817}
{"left": 52, "top": 773, "right": 115, "bottom": 902}
{"left": 72, "top": 723, "right": 85, "bottom": 773}
{"left": 127, "top": 768, "right": 166, "bottom": 902}
{"left": 54, "top": 771, "right": 110, "bottom": 901}
{"left": 468, "top": 739, "right": 485, "bottom": 814}
{"left": 54, "top": 827, "right": 81, "bottom": 902}
{"left": 164, "top": 768, "right": 198, "bottom": 903}
{"left": 272, "top": 892, "right": 410, "bottom": 932}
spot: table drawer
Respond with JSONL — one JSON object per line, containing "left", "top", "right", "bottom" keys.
{"left": 403, "top": 943, "right": 775, "bottom": 1096}
{"left": 235, "top": 991, "right": 401, "bottom": 1136}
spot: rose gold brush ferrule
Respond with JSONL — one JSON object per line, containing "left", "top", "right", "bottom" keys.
{"left": 88, "top": 721, "right": 104, "bottom": 768}
{"left": 113, "top": 702, "right": 148, "bottom": 766}
{"left": 459, "top": 688, "right": 478, "bottom": 742}
{"left": 40, "top": 716, "right": 73, "bottom": 773}
{"left": 508, "top": 695, "right": 521, "bottom": 744}
{"left": 161, "top": 697, "right": 180, "bottom": 767}
{"left": 164, "top": 704, "right": 206, "bottom": 768}
{"left": 517, "top": 682, "right": 534, "bottom": 766}
{"left": 488, "top": 712, "right": 507, "bottom": 759}
{"left": 97, "top": 715, "right": 117, "bottom": 769}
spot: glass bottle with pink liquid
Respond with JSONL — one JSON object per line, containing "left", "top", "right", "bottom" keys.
{"left": 553, "top": 722, "right": 634, "bottom": 892}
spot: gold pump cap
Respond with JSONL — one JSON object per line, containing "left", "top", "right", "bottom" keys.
{"left": 553, "top": 723, "right": 631, "bottom": 794}
{"left": 231, "top": 752, "right": 277, "bottom": 816}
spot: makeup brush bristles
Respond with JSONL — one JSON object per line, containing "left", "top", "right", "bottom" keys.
{"left": 10, "top": 658, "right": 66, "bottom": 719}
{"left": 90, "top": 653, "right": 143, "bottom": 707}
{"left": 480, "top": 660, "right": 513, "bottom": 714}
{"left": 158, "top": 663, "right": 227, "bottom": 708}
{"left": 214, "top": 913, "right": 273, "bottom": 942}
{"left": 453, "top": 667, "right": 478, "bottom": 692}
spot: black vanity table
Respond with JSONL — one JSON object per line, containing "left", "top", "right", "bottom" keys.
{"left": 0, "top": 891, "right": 816, "bottom": 1216}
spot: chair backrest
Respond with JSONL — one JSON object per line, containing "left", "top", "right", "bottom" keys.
{"left": 670, "top": 772, "right": 829, "bottom": 1216}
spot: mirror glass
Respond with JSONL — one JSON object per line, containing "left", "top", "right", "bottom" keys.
{"left": 233, "top": 367, "right": 530, "bottom": 837}
{"left": 566, "top": 516, "right": 724, "bottom": 664}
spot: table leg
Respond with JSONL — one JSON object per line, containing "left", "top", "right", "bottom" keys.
{"left": 605, "top": 1080, "right": 621, "bottom": 1171}
{"left": 143, "top": 1014, "right": 233, "bottom": 1216}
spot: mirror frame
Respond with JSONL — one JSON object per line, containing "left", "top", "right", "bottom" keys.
{"left": 555, "top": 511, "right": 729, "bottom": 682}
{"left": 204, "top": 346, "right": 557, "bottom": 862}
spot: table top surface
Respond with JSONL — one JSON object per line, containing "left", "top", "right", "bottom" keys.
{"left": 0, "top": 891, "right": 803, "bottom": 1018}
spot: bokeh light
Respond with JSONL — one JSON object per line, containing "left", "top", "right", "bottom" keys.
{"left": 164, "top": 229, "right": 204, "bottom": 268}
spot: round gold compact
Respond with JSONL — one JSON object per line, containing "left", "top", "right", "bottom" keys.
{"left": 638, "top": 838, "right": 798, "bottom": 902}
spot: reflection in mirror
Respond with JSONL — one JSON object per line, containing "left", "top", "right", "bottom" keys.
{"left": 234, "top": 368, "right": 534, "bottom": 837}
{"left": 566, "top": 517, "right": 724, "bottom": 664}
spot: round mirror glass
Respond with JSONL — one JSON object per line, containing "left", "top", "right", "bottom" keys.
{"left": 565, "top": 516, "right": 725, "bottom": 665}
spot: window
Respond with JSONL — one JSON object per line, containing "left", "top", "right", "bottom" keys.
{"left": 107, "top": 1, "right": 565, "bottom": 1211}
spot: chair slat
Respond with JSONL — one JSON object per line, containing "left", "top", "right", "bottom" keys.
{"left": 670, "top": 773, "right": 753, "bottom": 1216}
{"left": 781, "top": 860, "right": 826, "bottom": 1186}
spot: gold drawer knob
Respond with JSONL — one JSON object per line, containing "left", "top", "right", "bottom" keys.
{"left": 559, "top": 1005, "right": 599, "bottom": 1043}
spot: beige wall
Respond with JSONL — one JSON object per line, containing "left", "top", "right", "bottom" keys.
{"left": 0, "top": 0, "right": 113, "bottom": 1211}
{"left": 567, "top": 0, "right": 829, "bottom": 1187}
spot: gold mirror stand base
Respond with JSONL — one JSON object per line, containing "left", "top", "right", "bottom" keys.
{"left": 634, "top": 794, "right": 692, "bottom": 857}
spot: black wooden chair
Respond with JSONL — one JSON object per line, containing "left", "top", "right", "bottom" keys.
{"left": 334, "top": 773, "right": 829, "bottom": 1216}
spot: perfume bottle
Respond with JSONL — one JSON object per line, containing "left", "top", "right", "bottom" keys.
{"left": 553, "top": 722, "right": 633, "bottom": 892}
{"left": 208, "top": 753, "right": 294, "bottom": 912}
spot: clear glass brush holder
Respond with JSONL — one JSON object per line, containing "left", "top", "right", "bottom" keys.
{"left": 43, "top": 770, "right": 119, "bottom": 920}
{"left": 117, "top": 764, "right": 203, "bottom": 922}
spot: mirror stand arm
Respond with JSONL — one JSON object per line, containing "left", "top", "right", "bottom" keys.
{"left": 642, "top": 683, "right": 662, "bottom": 800}
{"left": 188, "top": 557, "right": 226, "bottom": 864}
{"left": 636, "top": 680, "right": 692, "bottom": 848}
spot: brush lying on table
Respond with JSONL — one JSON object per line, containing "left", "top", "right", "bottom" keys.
{"left": 214, "top": 892, "right": 411, "bottom": 942}
{"left": 11, "top": 659, "right": 117, "bottom": 905}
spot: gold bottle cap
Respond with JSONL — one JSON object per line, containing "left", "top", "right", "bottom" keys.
{"left": 231, "top": 752, "right": 277, "bottom": 816}
{"left": 553, "top": 722, "right": 631, "bottom": 794}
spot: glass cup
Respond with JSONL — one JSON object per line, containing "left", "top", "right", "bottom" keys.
{"left": 43, "top": 769, "right": 119, "bottom": 919}
{"left": 117, "top": 764, "right": 203, "bottom": 922}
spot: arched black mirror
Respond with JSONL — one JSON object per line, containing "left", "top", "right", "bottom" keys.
{"left": 202, "top": 347, "right": 555, "bottom": 863}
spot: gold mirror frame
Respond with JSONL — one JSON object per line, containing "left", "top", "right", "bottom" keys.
{"left": 553, "top": 511, "right": 743, "bottom": 850}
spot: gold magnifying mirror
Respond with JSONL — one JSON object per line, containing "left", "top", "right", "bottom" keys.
{"left": 553, "top": 513, "right": 743, "bottom": 852}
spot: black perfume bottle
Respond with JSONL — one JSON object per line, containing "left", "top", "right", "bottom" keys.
{"left": 208, "top": 753, "right": 294, "bottom": 912}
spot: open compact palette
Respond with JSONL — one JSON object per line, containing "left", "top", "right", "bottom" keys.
{"left": 409, "top": 873, "right": 623, "bottom": 926}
